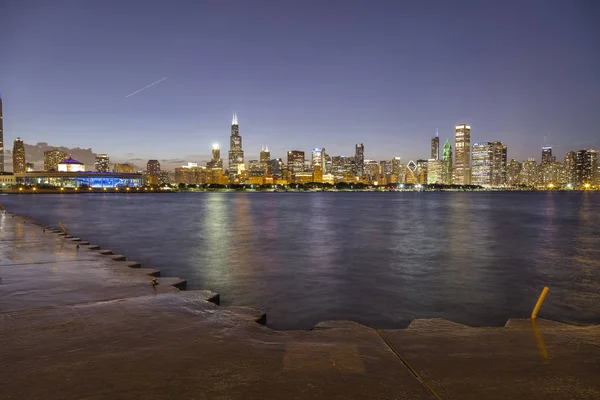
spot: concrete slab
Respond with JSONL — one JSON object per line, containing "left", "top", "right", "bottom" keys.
{"left": 380, "top": 318, "right": 600, "bottom": 400}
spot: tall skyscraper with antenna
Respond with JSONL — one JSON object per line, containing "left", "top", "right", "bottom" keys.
{"left": 228, "top": 113, "right": 244, "bottom": 182}
{"left": 431, "top": 130, "right": 440, "bottom": 160}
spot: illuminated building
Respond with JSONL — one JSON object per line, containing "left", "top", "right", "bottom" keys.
{"left": 390, "top": 157, "right": 402, "bottom": 184}
{"left": 378, "top": 161, "right": 387, "bottom": 185}
{"left": 95, "top": 154, "right": 110, "bottom": 172}
{"left": 453, "top": 124, "right": 471, "bottom": 185}
{"left": 44, "top": 149, "right": 68, "bottom": 172}
{"left": 322, "top": 173, "right": 334, "bottom": 185}
{"left": 441, "top": 140, "right": 453, "bottom": 184}
{"left": 576, "top": 149, "right": 598, "bottom": 186}
{"left": 355, "top": 143, "right": 364, "bottom": 178}
{"left": 25, "top": 163, "right": 34, "bottom": 172}
{"left": 431, "top": 133, "right": 439, "bottom": 160}
{"left": 269, "top": 158, "right": 283, "bottom": 179}
{"left": 228, "top": 113, "right": 244, "bottom": 183}
{"left": 207, "top": 143, "right": 223, "bottom": 170}
{"left": 159, "top": 171, "right": 175, "bottom": 185}
{"left": 113, "top": 163, "right": 135, "bottom": 173}
{"left": 331, "top": 156, "right": 352, "bottom": 181}
{"left": 521, "top": 158, "right": 539, "bottom": 187}
{"left": 507, "top": 159, "right": 522, "bottom": 186}
{"left": 313, "top": 164, "right": 323, "bottom": 183}
{"left": 175, "top": 163, "right": 207, "bottom": 185}
{"left": 12, "top": 138, "right": 25, "bottom": 173}
{"left": 287, "top": 150, "right": 305, "bottom": 175}
{"left": 248, "top": 159, "right": 265, "bottom": 184}
{"left": 541, "top": 146, "right": 554, "bottom": 166}
{"left": 0, "top": 94, "right": 4, "bottom": 172}
{"left": 541, "top": 162, "right": 565, "bottom": 186}
{"left": 490, "top": 142, "right": 507, "bottom": 186}
{"left": 364, "top": 160, "right": 379, "bottom": 183}
{"left": 147, "top": 160, "right": 160, "bottom": 185}
{"left": 416, "top": 159, "right": 428, "bottom": 184}
{"left": 58, "top": 157, "right": 85, "bottom": 172}
{"left": 260, "top": 146, "right": 270, "bottom": 174}
{"left": 293, "top": 172, "right": 313, "bottom": 184}
{"left": 405, "top": 160, "right": 417, "bottom": 184}
{"left": 564, "top": 151, "right": 577, "bottom": 186}
{"left": 427, "top": 159, "right": 442, "bottom": 184}
{"left": 471, "top": 143, "right": 491, "bottom": 186}
{"left": 312, "top": 148, "right": 326, "bottom": 172}
{"left": 15, "top": 171, "right": 143, "bottom": 188}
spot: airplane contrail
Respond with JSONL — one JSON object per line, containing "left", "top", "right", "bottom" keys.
{"left": 125, "top": 77, "right": 168, "bottom": 98}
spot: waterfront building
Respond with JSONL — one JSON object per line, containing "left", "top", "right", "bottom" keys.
{"left": 541, "top": 162, "right": 565, "bottom": 186}
{"left": 25, "top": 163, "right": 34, "bottom": 172}
{"left": 521, "top": 158, "right": 539, "bottom": 187}
{"left": 507, "top": 159, "right": 522, "bottom": 186}
{"left": 389, "top": 157, "right": 402, "bottom": 184}
{"left": 259, "top": 146, "right": 270, "bottom": 175}
{"left": 159, "top": 171, "right": 175, "bottom": 185}
{"left": 471, "top": 141, "right": 507, "bottom": 187}
{"left": 293, "top": 171, "right": 313, "bottom": 184}
{"left": 355, "top": 143, "right": 364, "bottom": 178}
{"left": 576, "top": 149, "right": 599, "bottom": 186}
{"left": 0, "top": 94, "right": 4, "bottom": 172}
{"left": 228, "top": 113, "right": 244, "bottom": 183}
{"left": 416, "top": 159, "right": 428, "bottom": 184}
{"left": 311, "top": 148, "right": 326, "bottom": 172}
{"left": 12, "top": 138, "right": 25, "bottom": 174}
{"left": 441, "top": 140, "right": 453, "bottom": 184}
{"left": 541, "top": 146, "right": 554, "bottom": 166}
{"left": 378, "top": 161, "right": 388, "bottom": 185}
{"left": 364, "top": 160, "right": 379, "bottom": 183}
{"left": 15, "top": 171, "right": 142, "bottom": 188}
{"left": 175, "top": 163, "right": 207, "bottom": 185}
{"left": 207, "top": 144, "right": 223, "bottom": 170}
{"left": 269, "top": 158, "right": 283, "bottom": 179}
{"left": 113, "top": 163, "right": 135, "bottom": 173}
{"left": 44, "top": 149, "right": 68, "bottom": 172}
{"left": 95, "top": 154, "right": 110, "bottom": 172}
{"left": 313, "top": 164, "right": 323, "bottom": 183}
{"left": 58, "top": 157, "right": 85, "bottom": 172}
{"left": 453, "top": 124, "right": 471, "bottom": 185}
{"left": 405, "top": 160, "right": 417, "bottom": 184}
{"left": 147, "top": 160, "right": 160, "bottom": 185}
{"left": 287, "top": 150, "right": 305, "bottom": 175}
{"left": 0, "top": 173, "right": 15, "bottom": 186}
{"left": 331, "top": 156, "right": 353, "bottom": 182}
{"left": 248, "top": 159, "right": 265, "bottom": 184}
{"left": 427, "top": 159, "right": 443, "bottom": 184}
{"left": 431, "top": 133, "right": 439, "bottom": 160}
{"left": 322, "top": 173, "right": 335, "bottom": 185}
{"left": 324, "top": 154, "right": 332, "bottom": 174}
{"left": 564, "top": 152, "right": 577, "bottom": 186}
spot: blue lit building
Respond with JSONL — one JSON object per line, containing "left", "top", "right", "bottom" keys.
{"left": 14, "top": 171, "right": 143, "bottom": 188}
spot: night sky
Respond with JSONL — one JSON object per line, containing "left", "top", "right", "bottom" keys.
{"left": 1, "top": 0, "right": 599, "bottom": 166}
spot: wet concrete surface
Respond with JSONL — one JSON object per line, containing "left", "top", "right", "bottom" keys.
{"left": 1, "top": 212, "right": 599, "bottom": 399}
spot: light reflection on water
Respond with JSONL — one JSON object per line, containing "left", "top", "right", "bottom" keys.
{"left": 2, "top": 192, "right": 599, "bottom": 330}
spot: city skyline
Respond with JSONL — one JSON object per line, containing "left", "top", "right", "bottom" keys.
{"left": 1, "top": 1, "right": 599, "bottom": 163}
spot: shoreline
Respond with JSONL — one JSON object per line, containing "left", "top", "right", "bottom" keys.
{"left": 1, "top": 210, "right": 599, "bottom": 399}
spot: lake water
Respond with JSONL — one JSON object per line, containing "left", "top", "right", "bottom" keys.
{"left": 2, "top": 192, "right": 599, "bottom": 330}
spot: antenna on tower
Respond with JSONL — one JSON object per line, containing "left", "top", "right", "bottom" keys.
{"left": 436, "top": 128, "right": 439, "bottom": 137}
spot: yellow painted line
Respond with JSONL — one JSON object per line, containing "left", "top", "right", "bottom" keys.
{"left": 376, "top": 330, "right": 442, "bottom": 400}
{"left": 531, "top": 286, "right": 550, "bottom": 319}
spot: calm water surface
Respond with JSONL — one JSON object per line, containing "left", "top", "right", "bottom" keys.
{"left": 2, "top": 192, "right": 599, "bottom": 329}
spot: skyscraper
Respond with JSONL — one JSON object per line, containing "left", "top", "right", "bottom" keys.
{"left": 287, "top": 150, "right": 305, "bottom": 174}
{"left": 147, "top": 160, "right": 161, "bottom": 185}
{"left": 471, "top": 142, "right": 493, "bottom": 186}
{"left": 44, "top": 149, "right": 68, "bottom": 172}
{"left": 228, "top": 113, "right": 244, "bottom": 183}
{"left": 0, "top": 94, "right": 4, "bottom": 172}
{"left": 311, "top": 148, "right": 326, "bottom": 172}
{"left": 490, "top": 141, "right": 507, "bottom": 186}
{"left": 507, "top": 159, "right": 522, "bottom": 186}
{"left": 541, "top": 146, "right": 553, "bottom": 165}
{"left": 576, "top": 149, "right": 599, "bottom": 186}
{"left": 95, "top": 154, "right": 110, "bottom": 172}
{"left": 208, "top": 143, "right": 223, "bottom": 170}
{"left": 441, "top": 140, "right": 453, "bottom": 184}
{"left": 431, "top": 132, "right": 439, "bottom": 160}
{"left": 453, "top": 124, "right": 471, "bottom": 185}
{"left": 427, "top": 159, "right": 443, "bottom": 184}
{"left": 564, "top": 151, "right": 577, "bottom": 186}
{"left": 355, "top": 143, "right": 364, "bottom": 178}
{"left": 522, "top": 158, "right": 539, "bottom": 187}
{"left": 12, "top": 137, "right": 25, "bottom": 174}
{"left": 257, "top": 146, "right": 269, "bottom": 176}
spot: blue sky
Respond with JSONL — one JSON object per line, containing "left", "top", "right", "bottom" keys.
{"left": 1, "top": 0, "right": 599, "bottom": 166}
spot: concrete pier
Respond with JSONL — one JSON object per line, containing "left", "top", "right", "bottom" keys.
{"left": 1, "top": 212, "right": 599, "bottom": 399}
